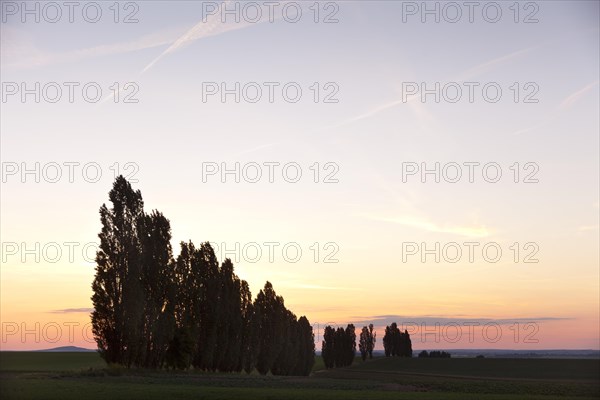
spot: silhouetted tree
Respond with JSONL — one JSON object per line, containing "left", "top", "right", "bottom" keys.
{"left": 238, "top": 280, "right": 257, "bottom": 373}
{"left": 165, "top": 326, "right": 194, "bottom": 370}
{"left": 383, "top": 324, "right": 394, "bottom": 357}
{"left": 92, "top": 176, "right": 145, "bottom": 366}
{"left": 139, "top": 210, "right": 176, "bottom": 368}
{"left": 272, "top": 310, "right": 299, "bottom": 375}
{"left": 428, "top": 350, "right": 451, "bottom": 358}
{"left": 294, "top": 316, "right": 315, "bottom": 375}
{"left": 401, "top": 329, "right": 413, "bottom": 358}
{"left": 345, "top": 324, "right": 356, "bottom": 366}
{"left": 322, "top": 326, "right": 336, "bottom": 369}
{"left": 368, "top": 324, "right": 376, "bottom": 359}
{"left": 92, "top": 177, "right": 315, "bottom": 374}
{"left": 254, "top": 282, "right": 286, "bottom": 375}
{"left": 333, "top": 327, "right": 346, "bottom": 367}
{"left": 214, "top": 258, "right": 243, "bottom": 372}
{"left": 172, "top": 241, "right": 202, "bottom": 369}
{"left": 194, "top": 242, "right": 221, "bottom": 371}
{"left": 359, "top": 324, "right": 376, "bottom": 361}
{"left": 383, "top": 323, "right": 412, "bottom": 358}
{"left": 323, "top": 324, "right": 356, "bottom": 368}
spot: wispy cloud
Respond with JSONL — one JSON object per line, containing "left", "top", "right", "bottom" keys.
{"left": 578, "top": 225, "right": 599, "bottom": 232}
{"left": 559, "top": 80, "right": 599, "bottom": 110}
{"left": 49, "top": 308, "right": 94, "bottom": 314}
{"left": 1, "top": 26, "right": 183, "bottom": 70}
{"left": 514, "top": 80, "right": 599, "bottom": 135}
{"left": 330, "top": 99, "right": 404, "bottom": 128}
{"left": 347, "top": 314, "right": 574, "bottom": 328}
{"left": 232, "top": 143, "right": 276, "bottom": 157}
{"left": 100, "top": 2, "right": 288, "bottom": 102}
{"left": 283, "top": 282, "right": 364, "bottom": 291}
{"left": 142, "top": 1, "right": 291, "bottom": 73}
{"left": 453, "top": 47, "right": 533, "bottom": 82}
{"left": 513, "top": 119, "right": 550, "bottom": 136}
{"left": 320, "top": 47, "right": 532, "bottom": 133}
{"left": 362, "top": 214, "right": 492, "bottom": 238}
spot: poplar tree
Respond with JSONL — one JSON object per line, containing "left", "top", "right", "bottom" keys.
{"left": 322, "top": 326, "right": 336, "bottom": 369}
{"left": 92, "top": 177, "right": 316, "bottom": 374}
{"left": 91, "top": 176, "right": 145, "bottom": 366}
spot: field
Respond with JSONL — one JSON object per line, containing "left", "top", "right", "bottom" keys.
{"left": 1, "top": 352, "right": 598, "bottom": 399}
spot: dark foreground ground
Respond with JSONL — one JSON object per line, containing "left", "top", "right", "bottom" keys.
{"left": 1, "top": 352, "right": 598, "bottom": 399}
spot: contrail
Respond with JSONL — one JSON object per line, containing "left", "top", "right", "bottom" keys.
{"left": 141, "top": 0, "right": 285, "bottom": 74}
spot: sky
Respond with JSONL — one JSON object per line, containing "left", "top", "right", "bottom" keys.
{"left": 0, "top": 0, "right": 598, "bottom": 351}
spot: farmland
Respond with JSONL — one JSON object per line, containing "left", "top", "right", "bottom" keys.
{"left": 1, "top": 352, "right": 598, "bottom": 399}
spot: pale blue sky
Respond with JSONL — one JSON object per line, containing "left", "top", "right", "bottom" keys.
{"left": 1, "top": 1, "right": 599, "bottom": 349}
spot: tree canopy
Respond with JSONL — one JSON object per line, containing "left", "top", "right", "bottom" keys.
{"left": 91, "top": 177, "right": 315, "bottom": 375}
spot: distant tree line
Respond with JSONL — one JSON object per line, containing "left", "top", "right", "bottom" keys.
{"left": 418, "top": 350, "right": 451, "bottom": 358}
{"left": 383, "top": 323, "right": 412, "bottom": 357}
{"left": 359, "top": 324, "right": 376, "bottom": 361}
{"left": 322, "top": 321, "right": 414, "bottom": 368}
{"left": 321, "top": 324, "right": 356, "bottom": 368}
{"left": 91, "top": 177, "right": 315, "bottom": 375}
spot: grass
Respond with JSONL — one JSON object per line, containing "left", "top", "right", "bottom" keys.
{"left": 1, "top": 352, "right": 598, "bottom": 400}
{"left": 2, "top": 379, "right": 591, "bottom": 400}
{"left": 0, "top": 352, "right": 105, "bottom": 372}
{"left": 350, "top": 356, "right": 600, "bottom": 380}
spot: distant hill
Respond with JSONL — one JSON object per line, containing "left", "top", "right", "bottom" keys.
{"left": 35, "top": 346, "right": 96, "bottom": 352}
{"left": 316, "top": 349, "right": 600, "bottom": 359}
{"left": 412, "top": 349, "right": 600, "bottom": 359}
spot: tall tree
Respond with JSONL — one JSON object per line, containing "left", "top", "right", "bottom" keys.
{"left": 214, "top": 258, "right": 243, "bottom": 372}
{"left": 401, "top": 329, "right": 413, "bottom": 358}
{"left": 238, "top": 280, "right": 257, "bottom": 373}
{"left": 172, "top": 241, "right": 202, "bottom": 369}
{"left": 91, "top": 176, "right": 145, "bottom": 366}
{"left": 254, "top": 282, "right": 286, "bottom": 375}
{"left": 272, "top": 310, "right": 299, "bottom": 376}
{"left": 344, "top": 324, "right": 356, "bottom": 366}
{"left": 383, "top": 323, "right": 412, "bottom": 357}
{"left": 322, "top": 326, "right": 336, "bottom": 369}
{"left": 92, "top": 177, "right": 316, "bottom": 373}
{"left": 333, "top": 327, "right": 346, "bottom": 367}
{"left": 359, "top": 324, "right": 376, "bottom": 361}
{"left": 138, "top": 210, "right": 176, "bottom": 368}
{"left": 193, "top": 242, "right": 221, "bottom": 370}
{"left": 294, "top": 316, "right": 315, "bottom": 376}
{"left": 367, "top": 324, "right": 376, "bottom": 359}
{"left": 383, "top": 323, "right": 398, "bottom": 356}
{"left": 165, "top": 326, "right": 194, "bottom": 369}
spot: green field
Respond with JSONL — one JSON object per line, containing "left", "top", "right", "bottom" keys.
{"left": 1, "top": 352, "right": 598, "bottom": 399}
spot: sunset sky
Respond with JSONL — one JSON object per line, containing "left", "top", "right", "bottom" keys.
{"left": 1, "top": 1, "right": 598, "bottom": 351}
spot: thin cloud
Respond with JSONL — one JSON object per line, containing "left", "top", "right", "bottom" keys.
{"left": 332, "top": 99, "right": 404, "bottom": 128}
{"left": 1, "top": 26, "right": 183, "bottom": 70}
{"left": 514, "top": 80, "right": 599, "bottom": 135}
{"left": 98, "top": 2, "right": 287, "bottom": 102}
{"left": 142, "top": 0, "right": 291, "bottom": 73}
{"left": 363, "top": 214, "right": 491, "bottom": 238}
{"left": 312, "top": 95, "right": 435, "bottom": 134}
{"left": 559, "top": 80, "right": 599, "bottom": 110}
{"left": 321, "top": 47, "right": 532, "bottom": 133}
{"left": 232, "top": 143, "right": 276, "bottom": 157}
{"left": 453, "top": 47, "right": 533, "bottom": 82}
{"left": 578, "top": 225, "right": 599, "bottom": 232}
{"left": 513, "top": 119, "right": 550, "bottom": 136}
{"left": 284, "top": 283, "right": 364, "bottom": 291}
{"left": 348, "top": 314, "right": 574, "bottom": 328}
{"left": 49, "top": 308, "right": 94, "bottom": 314}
